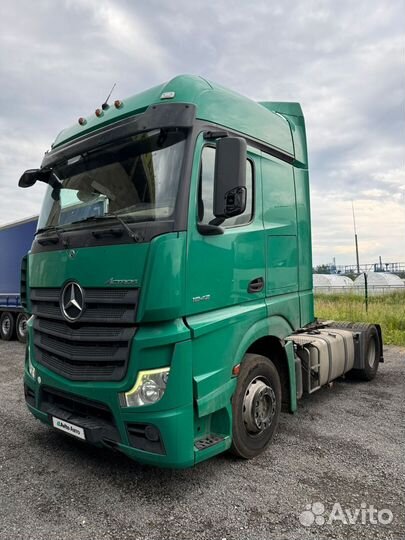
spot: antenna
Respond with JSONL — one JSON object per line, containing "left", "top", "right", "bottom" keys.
{"left": 352, "top": 201, "right": 360, "bottom": 274}
{"left": 102, "top": 83, "right": 116, "bottom": 110}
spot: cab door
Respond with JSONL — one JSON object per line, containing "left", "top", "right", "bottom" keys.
{"left": 185, "top": 134, "right": 265, "bottom": 317}
{"left": 261, "top": 151, "right": 300, "bottom": 329}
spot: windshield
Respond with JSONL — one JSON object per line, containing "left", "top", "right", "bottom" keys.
{"left": 37, "top": 129, "right": 186, "bottom": 231}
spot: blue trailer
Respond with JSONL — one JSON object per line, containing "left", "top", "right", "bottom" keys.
{"left": 0, "top": 216, "right": 37, "bottom": 342}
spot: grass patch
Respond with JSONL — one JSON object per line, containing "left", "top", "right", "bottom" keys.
{"left": 315, "top": 291, "right": 405, "bottom": 346}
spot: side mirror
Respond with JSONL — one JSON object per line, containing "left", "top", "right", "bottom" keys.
{"left": 18, "top": 169, "right": 41, "bottom": 188}
{"left": 213, "top": 137, "right": 247, "bottom": 219}
{"left": 18, "top": 168, "right": 55, "bottom": 188}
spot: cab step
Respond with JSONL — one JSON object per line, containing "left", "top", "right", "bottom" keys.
{"left": 194, "top": 434, "right": 224, "bottom": 450}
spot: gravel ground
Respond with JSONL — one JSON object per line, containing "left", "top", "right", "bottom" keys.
{"left": 0, "top": 340, "right": 403, "bottom": 540}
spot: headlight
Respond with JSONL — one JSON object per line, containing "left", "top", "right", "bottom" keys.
{"left": 120, "top": 368, "right": 170, "bottom": 408}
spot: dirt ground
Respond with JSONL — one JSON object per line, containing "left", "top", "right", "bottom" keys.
{"left": 0, "top": 340, "right": 403, "bottom": 540}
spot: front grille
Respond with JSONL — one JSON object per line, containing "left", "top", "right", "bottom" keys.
{"left": 31, "top": 287, "right": 138, "bottom": 381}
{"left": 41, "top": 386, "right": 113, "bottom": 422}
{"left": 40, "top": 386, "right": 120, "bottom": 443}
{"left": 31, "top": 288, "right": 138, "bottom": 323}
{"left": 36, "top": 350, "right": 118, "bottom": 378}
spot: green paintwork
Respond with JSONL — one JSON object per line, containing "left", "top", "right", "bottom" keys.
{"left": 25, "top": 75, "right": 314, "bottom": 468}
{"left": 259, "top": 102, "right": 308, "bottom": 168}
{"left": 137, "top": 233, "right": 186, "bottom": 322}
{"left": 52, "top": 75, "right": 293, "bottom": 156}
{"left": 29, "top": 243, "right": 148, "bottom": 289}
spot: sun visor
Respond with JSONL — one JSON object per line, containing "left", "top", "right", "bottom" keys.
{"left": 42, "top": 103, "right": 196, "bottom": 169}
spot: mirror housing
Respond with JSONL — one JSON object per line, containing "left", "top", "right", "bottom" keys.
{"left": 18, "top": 169, "right": 40, "bottom": 188}
{"left": 18, "top": 168, "right": 54, "bottom": 188}
{"left": 18, "top": 169, "right": 62, "bottom": 202}
{"left": 213, "top": 137, "right": 247, "bottom": 219}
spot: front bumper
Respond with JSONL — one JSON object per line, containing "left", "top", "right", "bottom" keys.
{"left": 24, "top": 378, "right": 195, "bottom": 468}
{"left": 24, "top": 318, "right": 197, "bottom": 468}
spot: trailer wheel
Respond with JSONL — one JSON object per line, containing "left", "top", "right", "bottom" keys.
{"left": 16, "top": 313, "right": 28, "bottom": 343}
{"left": 230, "top": 353, "right": 281, "bottom": 459}
{"left": 0, "top": 312, "right": 16, "bottom": 341}
{"left": 349, "top": 325, "right": 380, "bottom": 381}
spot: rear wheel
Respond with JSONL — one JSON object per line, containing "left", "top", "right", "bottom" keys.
{"left": 0, "top": 312, "right": 16, "bottom": 341}
{"left": 230, "top": 353, "right": 281, "bottom": 459}
{"left": 16, "top": 313, "right": 28, "bottom": 343}
{"left": 349, "top": 325, "right": 380, "bottom": 381}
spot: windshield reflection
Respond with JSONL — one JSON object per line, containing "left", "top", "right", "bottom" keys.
{"left": 38, "top": 129, "right": 186, "bottom": 230}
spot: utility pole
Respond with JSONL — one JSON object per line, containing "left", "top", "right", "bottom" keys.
{"left": 352, "top": 201, "right": 360, "bottom": 274}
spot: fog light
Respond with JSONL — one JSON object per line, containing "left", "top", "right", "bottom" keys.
{"left": 144, "top": 425, "right": 160, "bottom": 442}
{"left": 120, "top": 368, "right": 170, "bottom": 408}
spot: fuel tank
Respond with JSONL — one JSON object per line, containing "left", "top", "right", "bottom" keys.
{"left": 287, "top": 328, "right": 355, "bottom": 393}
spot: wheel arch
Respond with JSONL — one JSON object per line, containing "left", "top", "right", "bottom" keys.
{"left": 246, "top": 336, "right": 291, "bottom": 412}
{"left": 233, "top": 315, "right": 296, "bottom": 412}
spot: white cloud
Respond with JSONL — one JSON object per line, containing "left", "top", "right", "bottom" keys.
{"left": 66, "top": 0, "right": 170, "bottom": 74}
{"left": 311, "top": 189, "right": 405, "bottom": 265}
{"left": 0, "top": 0, "right": 403, "bottom": 266}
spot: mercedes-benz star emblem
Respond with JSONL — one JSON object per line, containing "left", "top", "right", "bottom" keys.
{"left": 61, "top": 282, "right": 85, "bottom": 322}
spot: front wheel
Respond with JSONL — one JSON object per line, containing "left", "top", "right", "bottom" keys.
{"left": 230, "top": 353, "right": 281, "bottom": 459}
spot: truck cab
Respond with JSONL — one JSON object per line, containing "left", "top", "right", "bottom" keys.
{"left": 20, "top": 75, "right": 382, "bottom": 467}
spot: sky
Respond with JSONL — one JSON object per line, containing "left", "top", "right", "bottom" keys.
{"left": 0, "top": 0, "right": 404, "bottom": 266}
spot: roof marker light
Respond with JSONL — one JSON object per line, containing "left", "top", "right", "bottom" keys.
{"left": 78, "top": 117, "right": 87, "bottom": 126}
{"left": 114, "top": 99, "right": 123, "bottom": 109}
{"left": 160, "top": 91, "right": 175, "bottom": 100}
{"left": 95, "top": 108, "right": 103, "bottom": 117}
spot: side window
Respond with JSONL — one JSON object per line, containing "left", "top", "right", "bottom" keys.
{"left": 198, "top": 146, "right": 253, "bottom": 228}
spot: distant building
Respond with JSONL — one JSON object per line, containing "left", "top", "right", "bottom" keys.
{"left": 313, "top": 274, "right": 353, "bottom": 294}
{"left": 354, "top": 272, "right": 405, "bottom": 294}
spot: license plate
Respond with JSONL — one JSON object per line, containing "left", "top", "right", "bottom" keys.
{"left": 52, "top": 416, "right": 86, "bottom": 440}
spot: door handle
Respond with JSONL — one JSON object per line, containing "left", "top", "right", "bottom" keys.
{"left": 248, "top": 277, "right": 264, "bottom": 293}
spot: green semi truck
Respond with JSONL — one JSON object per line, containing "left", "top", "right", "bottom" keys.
{"left": 19, "top": 75, "right": 383, "bottom": 468}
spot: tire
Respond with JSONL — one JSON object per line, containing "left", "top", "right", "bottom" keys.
{"left": 0, "top": 312, "right": 16, "bottom": 341}
{"left": 348, "top": 325, "right": 380, "bottom": 381}
{"left": 230, "top": 353, "right": 282, "bottom": 459}
{"left": 16, "top": 313, "right": 28, "bottom": 343}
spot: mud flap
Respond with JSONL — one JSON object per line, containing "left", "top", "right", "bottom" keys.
{"left": 285, "top": 340, "right": 297, "bottom": 413}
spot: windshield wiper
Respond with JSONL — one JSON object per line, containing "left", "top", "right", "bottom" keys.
{"left": 107, "top": 213, "right": 143, "bottom": 243}
{"left": 70, "top": 214, "right": 143, "bottom": 243}
{"left": 35, "top": 226, "right": 69, "bottom": 248}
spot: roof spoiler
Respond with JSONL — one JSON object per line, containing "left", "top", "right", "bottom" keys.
{"left": 259, "top": 102, "right": 303, "bottom": 118}
{"left": 259, "top": 102, "right": 307, "bottom": 166}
